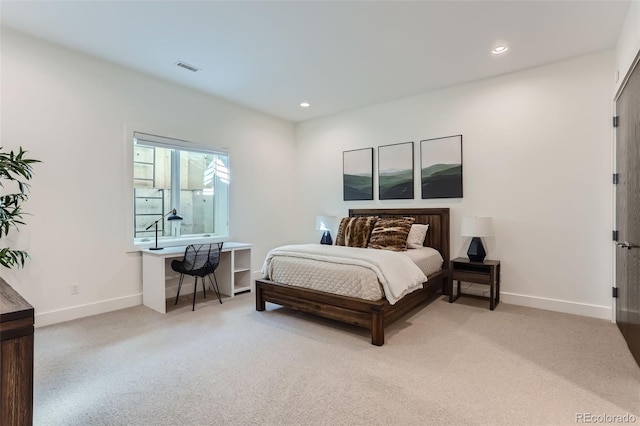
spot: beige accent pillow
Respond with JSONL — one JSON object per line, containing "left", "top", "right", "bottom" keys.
{"left": 368, "top": 217, "right": 415, "bottom": 251}
{"left": 407, "top": 224, "right": 429, "bottom": 249}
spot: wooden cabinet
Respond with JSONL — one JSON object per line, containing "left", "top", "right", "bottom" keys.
{"left": 0, "top": 278, "right": 34, "bottom": 425}
{"left": 449, "top": 257, "right": 501, "bottom": 310}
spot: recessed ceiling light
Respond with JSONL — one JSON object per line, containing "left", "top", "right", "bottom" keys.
{"left": 300, "top": 102, "right": 310, "bottom": 108}
{"left": 492, "top": 46, "right": 508, "bottom": 54}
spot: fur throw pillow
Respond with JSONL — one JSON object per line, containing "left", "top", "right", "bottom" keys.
{"left": 335, "top": 216, "right": 377, "bottom": 248}
{"left": 368, "top": 217, "right": 415, "bottom": 251}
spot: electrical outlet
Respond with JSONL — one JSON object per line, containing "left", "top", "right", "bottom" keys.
{"left": 71, "top": 284, "right": 79, "bottom": 295}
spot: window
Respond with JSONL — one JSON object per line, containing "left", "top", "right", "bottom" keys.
{"left": 133, "top": 132, "right": 229, "bottom": 245}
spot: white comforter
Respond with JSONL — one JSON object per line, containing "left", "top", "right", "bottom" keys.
{"left": 261, "top": 244, "right": 428, "bottom": 305}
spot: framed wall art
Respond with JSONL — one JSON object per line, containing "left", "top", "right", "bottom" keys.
{"left": 378, "top": 142, "right": 414, "bottom": 200}
{"left": 420, "top": 135, "right": 463, "bottom": 199}
{"left": 343, "top": 148, "right": 373, "bottom": 201}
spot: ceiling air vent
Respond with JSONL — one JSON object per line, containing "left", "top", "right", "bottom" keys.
{"left": 174, "top": 61, "right": 201, "bottom": 72}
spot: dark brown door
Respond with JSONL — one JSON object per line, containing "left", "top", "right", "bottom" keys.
{"left": 615, "top": 55, "right": 640, "bottom": 367}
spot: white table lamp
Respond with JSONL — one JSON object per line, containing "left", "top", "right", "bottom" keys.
{"left": 461, "top": 217, "right": 494, "bottom": 262}
{"left": 315, "top": 216, "right": 336, "bottom": 245}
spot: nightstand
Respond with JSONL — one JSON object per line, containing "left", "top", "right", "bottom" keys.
{"left": 449, "top": 257, "right": 501, "bottom": 310}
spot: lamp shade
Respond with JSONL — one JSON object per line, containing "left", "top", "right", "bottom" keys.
{"left": 461, "top": 217, "right": 494, "bottom": 237}
{"left": 167, "top": 209, "right": 183, "bottom": 221}
{"left": 315, "top": 216, "right": 336, "bottom": 231}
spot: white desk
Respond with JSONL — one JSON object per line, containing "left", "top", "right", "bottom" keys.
{"left": 142, "top": 242, "right": 252, "bottom": 313}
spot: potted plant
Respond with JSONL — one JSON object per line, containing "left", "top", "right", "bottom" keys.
{"left": 0, "top": 147, "right": 40, "bottom": 268}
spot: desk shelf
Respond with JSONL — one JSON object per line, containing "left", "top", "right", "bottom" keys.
{"left": 232, "top": 247, "right": 252, "bottom": 294}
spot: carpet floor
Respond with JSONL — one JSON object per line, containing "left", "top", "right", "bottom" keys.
{"left": 33, "top": 292, "right": 640, "bottom": 425}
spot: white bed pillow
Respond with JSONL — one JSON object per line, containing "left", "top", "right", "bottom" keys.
{"left": 406, "top": 224, "right": 429, "bottom": 249}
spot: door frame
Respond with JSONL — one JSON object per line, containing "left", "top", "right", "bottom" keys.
{"left": 613, "top": 48, "right": 640, "bottom": 324}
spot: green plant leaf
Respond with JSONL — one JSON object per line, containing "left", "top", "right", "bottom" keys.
{"left": 0, "top": 146, "right": 40, "bottom": 268}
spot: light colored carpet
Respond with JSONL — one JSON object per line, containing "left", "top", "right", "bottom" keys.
{"left": 34, "top": 292, "right": 640, "bottom": 425}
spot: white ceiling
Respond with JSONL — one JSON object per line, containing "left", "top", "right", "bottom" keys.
{"left": 0, "top": 1, "right": 631, "bottom": 122}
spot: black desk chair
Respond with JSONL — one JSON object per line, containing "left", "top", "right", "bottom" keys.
{"left": 171, "top": 243, "right": 223, "bottom": 311}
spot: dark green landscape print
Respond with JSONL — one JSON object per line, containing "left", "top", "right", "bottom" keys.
{"left": 378, "top": 142, "right": 414, "bottom": 200}
{"left": 421, "top": 163, "right": 462, "bottom": 199}
{"left": 343, "top": 148, "right": 373, "bottom": 200}
{"left": 379, "top": 169, "right": 414, "bottom": 199}
{"left": 343, "top": 173, "right": 373, "bottom": 200}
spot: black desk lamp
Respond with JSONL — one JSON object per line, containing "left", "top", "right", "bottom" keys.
{"left": 146, "top": 209, "right": 183, "bottom": 250}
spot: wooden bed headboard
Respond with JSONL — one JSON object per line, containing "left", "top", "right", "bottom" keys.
{"left": 349, "top": 208, "right": 450, "bottom": 267}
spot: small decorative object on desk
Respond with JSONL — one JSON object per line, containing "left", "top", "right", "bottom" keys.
{"left": 461, "top": 216, "right": 494, "bottom": 262}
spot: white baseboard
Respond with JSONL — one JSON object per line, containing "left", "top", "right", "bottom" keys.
{"left": 34, "top": 288, "right": 612, "bottom": 327}
{"left": 35, "top": 294, "right": 143, "bottom": 328}
{"left": 35, "top": 284, "right": 215, "bottom": 327}
{"left": 501, "top": 292, "right": 612, "bottom": 320}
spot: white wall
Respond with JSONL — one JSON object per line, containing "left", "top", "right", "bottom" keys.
{"left": 0, "top": 25, "right": 621, "bottom": 325}
{"left": 0, "top": 28, "right": 298, "bottom": 326}
{"left": 615, "top": 0, "right": 640, "bottom": 95}
{"left": 295, "top": 51, "right": 614, "bottom": 319}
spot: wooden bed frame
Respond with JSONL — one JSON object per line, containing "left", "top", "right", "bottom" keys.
{"left": 255, "top": 208, "right": 450, "bottom": 346}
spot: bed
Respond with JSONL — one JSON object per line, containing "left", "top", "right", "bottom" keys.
{"left": 255, "top": 208, "right": 450, "bottom": 346}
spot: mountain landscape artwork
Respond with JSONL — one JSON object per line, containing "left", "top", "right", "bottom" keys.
{"left": 378, "top": 142, "right": 414, "bottom": 200}
{"left": 420, "top": 135, "right": 463, "bottom": 199}
{"left": 343, "top": 148, "right": 373, "bottom": 200}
